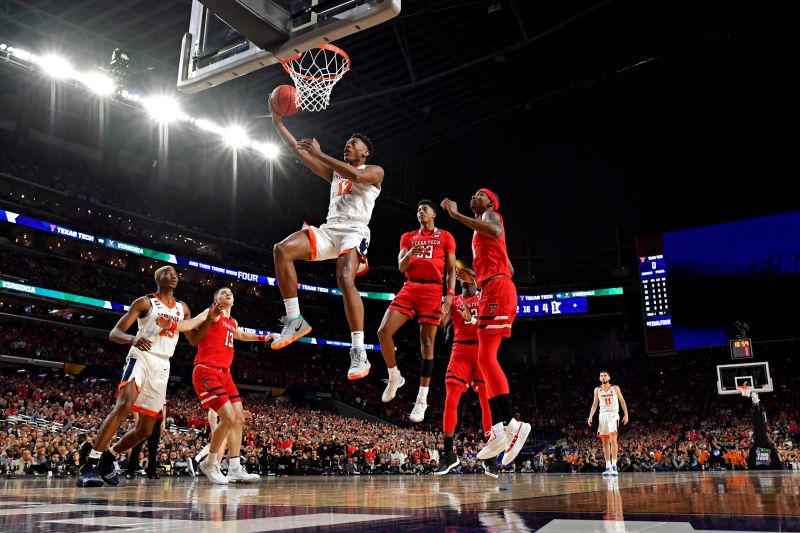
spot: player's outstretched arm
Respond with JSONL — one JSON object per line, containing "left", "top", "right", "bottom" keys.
{"left": 440, "top": 199, "right": 503, "bottom": 238}
{"left": 154, "top": 304, "right": 217, "bottom": 333}
{"left": 296, "top": 138, "right": 384, "bottom": 186}
{"left": 182, "top": 303, "right": 222, "bottom": 346}
{"left": 270, "top": 101, "right": 333, "bottom": 182}
{"left": 109, "top": 296, "right": 153, "bottom": 351}
{"left": 587, "top": 388, "right": 599, "bottom": 426}
{"left": 615, "top": 386, "right": 630, "bottom": 425}
{"left": 234, "top": 330, "right": 275, "bottom": 343}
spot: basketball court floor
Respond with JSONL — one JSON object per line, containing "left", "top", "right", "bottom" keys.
{"left": 1, "top": 471, "right": 798, "bottom": 532}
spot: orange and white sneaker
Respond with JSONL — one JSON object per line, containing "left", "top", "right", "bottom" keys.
{"left": 347, "top": 347, "right": 371, "bottom": 380}
{"left": 271, "top": 315, "right": 312, "bottom": 350}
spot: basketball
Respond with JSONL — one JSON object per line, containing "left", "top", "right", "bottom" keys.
{"left": 270, "top": 84, "right": 299, "bottom": 116}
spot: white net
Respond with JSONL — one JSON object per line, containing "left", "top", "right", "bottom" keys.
{"left": 282, "top": 44, "right": 350, "bottom": 112}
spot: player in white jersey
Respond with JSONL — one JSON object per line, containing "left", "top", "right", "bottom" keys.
{"left": 587, "top": 370, "right": 629, "bottom": 476}
{"left": 270, "top": 98, "right": 384, "bottom": 379}
{"left": 77, "top": 266, "right": 217, "bottom": 487}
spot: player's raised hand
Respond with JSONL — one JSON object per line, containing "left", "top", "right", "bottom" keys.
{"left": 154, "top": 314, "right": 173, "bottom": 330}
{"left": 440, "top": 198, "right": 459, "bottom": 218}
{"left": 208, "top": 302, "right": 222, "bottom": 321}
{"left": 296, "top": 138, "right": 321, "bottom": 156}
{"left": 455, "top": 268, "right": 476, "bottom": 285}
{"left": 410, "top": 243, "right": 426, "bottom": 256}
{"left": 268, "top": 97, "right": 282, "bottom": 124}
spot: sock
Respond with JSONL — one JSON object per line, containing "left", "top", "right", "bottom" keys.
{"left": 351, "top": 331, "right": 364, "bottom": 350}
{"left": 388, "top": 366, "right": 401, "bottom": 380}
{"left": 284, "top": 297, "right": 300, "bottom": 319}
{"left": 416, "top": 386, "right": 429, "bottom": 404}
{"left": 494, "top": 394, "right": 513, "bottom": 425}
{"left": 99, "top": 449, "right": 116, "bottom": 469}
{"left": 88, "top": 448, "right": 102, "bottom": 467}
{"left": 444, "top": 436, "right": 454, "bottom": 455}
{"left": 228, "top": 456, "right": 240, "bottom": 472}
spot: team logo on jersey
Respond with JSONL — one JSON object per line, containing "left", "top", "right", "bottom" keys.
{"left": 488, "top": 303, "right": 497, "bottom": 315}
{"left": 203, "top": 380, "right": 210, "bottom": 390}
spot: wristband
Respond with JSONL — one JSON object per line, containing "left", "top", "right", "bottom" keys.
{"left": 257, "top": 335, "right": 268, "bottom": 342}
{"left": 446, "top": 288, "right": 455, "bottom": 296}
{"left": 168, "top": 321, "right": 177, "bottom": 333}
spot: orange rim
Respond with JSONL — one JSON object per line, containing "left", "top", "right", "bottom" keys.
{"left": 281, "top": 43, "right": 350, "bottom": 82}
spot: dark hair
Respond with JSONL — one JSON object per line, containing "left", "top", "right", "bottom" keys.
{"left": 418, "top": 199, "right": 437, "bottom": 212}
{"left": 351, "top": 132, "right": 374, "bottom": 161}
{"left": 213, "top": 287, "right": 230, "bottom": 300}
{"left": 599, "top": 370, "right": 610, "bottom": 375}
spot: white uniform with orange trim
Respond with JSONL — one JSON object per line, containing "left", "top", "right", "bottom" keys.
{"left": 597, "top": 384, "right": 620, "bottom": 438}
{"left": 119, "top": 294, "right": 183, "bottom": 417}
{"left": 303, "top": 165, "right": 380, "bottom": 272}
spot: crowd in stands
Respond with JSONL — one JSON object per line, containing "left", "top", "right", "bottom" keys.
{"left": 1, "top": 348, "right": 797, "bottom": 479}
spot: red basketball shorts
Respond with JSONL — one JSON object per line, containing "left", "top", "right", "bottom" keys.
{"left": 446, "top": 343, "right": 484, "bottom": 390}
{"left": 192, "top": 365, "right": 241, "bottom": 413}
{"left": 478, "top": 276, "right": 517, "bottom": 337}
{"left": 388, "top": 281, "right": 443, "bottom": 325}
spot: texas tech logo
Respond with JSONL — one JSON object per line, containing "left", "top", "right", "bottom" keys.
{"left": 488, "top": 303, "right": 497, "bottom": 315}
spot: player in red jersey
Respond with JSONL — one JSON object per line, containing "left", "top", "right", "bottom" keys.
{"left": 377, "top": 200, "right": 456, "bottom": 423}
{"left": 434, "top": 267, "right": 496, "bottom": 477}
{"left": 167, "top": 287, "right": 274, "bottom": 484}
{"left": 441, "top": 189, "right": 531, "bottom": 467}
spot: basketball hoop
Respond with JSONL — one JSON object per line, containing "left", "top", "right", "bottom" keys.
{"left": 281, "top": 44, "right": 350, "bottom": 112}
{"left": 738, "top": 385, "right": 751, "bottom": 397}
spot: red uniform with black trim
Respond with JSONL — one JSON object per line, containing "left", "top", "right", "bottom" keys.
{"left": 445, "top": 293, "right": 483, "bottom": 388}
{"left": 473, "top": 213, "right": 516, "bottom": 336}
{"left": 388, "top": 227, "right": 455, "bottom": 325}
{"left": 192, "top": 315, "right": 242, "bottom": 412}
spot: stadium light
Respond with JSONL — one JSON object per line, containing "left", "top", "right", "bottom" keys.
{"left": 80, "top": 72, "right": 115, "bottom": 96}
{"left": 2, "top": 41, "right": 279, "bottom": 162}
{"left": 39, "top": 55, "right": 77, "bottom": 79}
{"left": 143, "top": 96, "right": 187, "bottom": 123}
{"left": 252, "top": 141, "right": 280, "bottom": 159}
{"left": 223, "top": 126, "right": 249, "bottom": 149}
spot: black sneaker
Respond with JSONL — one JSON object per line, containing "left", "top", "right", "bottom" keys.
{"left": 75, "top": 465, "right": 104, "bottom": 487}
{"left": 433, "top": 453, "right": 460, "bottom": 476}
{"left": 483, "top": 459, "right": 499, "bottom": 479}
{"left": 97, "top": 452, "right": 119, "bottom": 486}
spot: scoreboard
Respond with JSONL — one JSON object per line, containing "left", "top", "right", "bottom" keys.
{"left": 515, "top": 288, "right": 622, "bottom": 318}
{"left": 637, "top": 235, "right": 675, "bottom": 352}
